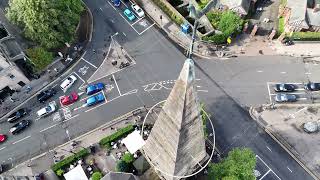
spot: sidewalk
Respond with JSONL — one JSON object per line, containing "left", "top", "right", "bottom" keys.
{"left": 270, "top": 40, "right": 320, "bottom": 58}
{"left": 1, "top": 107, "right": 147, "bottom": 179}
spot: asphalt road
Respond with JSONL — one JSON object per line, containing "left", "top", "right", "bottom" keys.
{"left": 0, "top": 0, "right": 317, "bottom": 179}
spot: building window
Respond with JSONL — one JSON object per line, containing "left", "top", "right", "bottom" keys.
{"left": 18, "top": 81, "right": 26, "bottom": 87}
{"left": 8, "top": 74, "right": 15, "bottom": 79}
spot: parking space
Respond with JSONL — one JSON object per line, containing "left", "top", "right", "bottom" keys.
{"left": 255, "top": 155, "right": 281, "bottom": 180}
{"left": 107, "top": 0, "right": 155, "bottom": 35}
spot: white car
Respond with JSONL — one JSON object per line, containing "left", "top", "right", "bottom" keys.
{"left": 60, "top": 75, "right": 77, "bottom": 92}
{"left": 131, "top": 4, "right": 144, "bottom": 18}
{"left": 37, "top": 101, "right": 57, "bottom": 118}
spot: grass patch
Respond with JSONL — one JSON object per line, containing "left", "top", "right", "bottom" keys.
{"left": 99, "top": 125, "right": 134, "bottom": 149}
{"left": 26, "top": 47, "right": 54, "bottom": 73}
{"left": 198, "top": 0, "right": 209, "bottom": 9}
{"left": 290, "top": 32, "right": 320, "bottom": 41}
{"left": 278, "top": 16, "right": 285, "bottom": 35}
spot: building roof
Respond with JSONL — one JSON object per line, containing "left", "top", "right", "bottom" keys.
{"left": 307, "top": 8, "right": 320, "bottom": 26}
{"left": 101, "top": 172, "right": 139, "bottom": 180}
{"left": 64, "top": 165, "right": 88, "bottom": 180}
{"left": 287, "top": 0, "right": 308, "bottom": 23}
{"left": 121, "top": 130, "right": 145, "bottom": 154}
{"left": 219, "top": 0, "right": 251, "bottom": 14}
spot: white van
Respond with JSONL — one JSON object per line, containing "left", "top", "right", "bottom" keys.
{"left": 60, "top": 75, "right": 77, "bottom": 93}
{"left": 37, "top": 101, "right": 56, "bottom": 118}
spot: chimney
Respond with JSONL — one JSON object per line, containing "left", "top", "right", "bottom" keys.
{"left": 314, "top": 3, "right": 320, "bottom": 12}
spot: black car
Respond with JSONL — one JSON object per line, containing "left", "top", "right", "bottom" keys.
{"left": 7, "top": 108, "right": 27, "bottom": 123}
{"left": 274, "top": 83, "right": 296, "bottom": 92}
{"left": 9, "top": 120, "right": 31, "bottom": 134}
{"left": 37, "top": 88, "right": 56, "bottom": 102}
{"left": 305, "top": 82, "right": 320, "bottom": 91}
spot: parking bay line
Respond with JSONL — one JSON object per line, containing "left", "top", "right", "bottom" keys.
{"left": 113, "top": 74, "right": 122, "bottom": 96}
{"left": 12, "top": 136, "right": 31, "bottom": 145}
{"left": 81, "top": 57, "right": 97, "bottom": 69}
{"left": 0, "top": 146, "right": 6, "bottom": 151}
{"left": 118, "top": 13, "right": 141, "bottom": 35}
{"left": 107, "top": 1, "right": 117, "bottom": 10}
{"left": 138, "top": 23, "right": 155, "bottom": 35}
{"left": 40, "top": 124, "right": 58, "bottom": 133}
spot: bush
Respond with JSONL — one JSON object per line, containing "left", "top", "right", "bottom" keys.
{"left": 150, "top": 0, "right": 184, "bottom": 25}
{"left": 51, "top": 148, "right": 89, "bottom": 173}
{"left": 56, "top": 169, "right": 64, "bottom": 176}
{"left": 91, "top": 171, "right": 103, "bottom": 180}
{"left": 122, "top": 153, "right": 134, "bottom": 163}
{"left": 290, "top": 32, "right": 320, "bottom": 41}
{"left": 206, "top": 11, "right": 222, "bottom": 28}
{"left": 198, "top": 0, "right": 209, "bottom": 10}
{"left": 99, "top": 125, "right": 134, "bottom": 149}
{"left": 116, "top": 160, "right": 131, "bottom": 172}
{"left": 202, "top": 33, "right": 227, "bottom": 44}
{"left": 26, "top": 47, "right": 54, "bottom": 73}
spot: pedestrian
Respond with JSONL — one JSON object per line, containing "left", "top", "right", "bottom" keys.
{"left": 9, "top": 97, "right": 15, "bottom": 102}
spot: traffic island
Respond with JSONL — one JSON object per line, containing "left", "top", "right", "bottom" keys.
{"left": 250, "top": 105, "right": 320, "bottom": 179}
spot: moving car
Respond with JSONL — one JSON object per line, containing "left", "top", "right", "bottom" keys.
{"left": 10, "top": 120, "right": 31, "bottom": 134}
{"left": 305, "top": 82, "right": 320, "bottom": 91}
{"left": 131, "top": 4, "right": 144, "bottom": 18}
{"left": 37, "top": 88, "right": 56, "bottom": 102}
{"left": 0, "top": 134, "right": 6, "bottom": 143}
{"left": 86, "top": 83, "right": 105, "bottom": 95}
{"left": 86, "top": 92, "right": 105, "bottom": 106}
{"left": 124, "top": 9, "right": 136, "bottom": 21}
{"left": 60, "top": 92, "right": 79, "bottom": 106}
{"left": 274, "top": 83, "right": 296, "bottom": 92}
{"left": 274, "top": 94, "right": 297, "bottom": 103}
{"left": 37, "top": 101, "right": 56, "bottom": 117}
{"left": 60, "top": 75, "right": 77, "bottom": 93}
{"left": 7, "top": 108, "right": 27, "bottom": 123}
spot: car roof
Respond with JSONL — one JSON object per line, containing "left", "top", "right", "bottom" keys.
{"left": 37, "top": 108, "right": 47, "bottom": 116}
{"left": 96, "top": 93, "right": 105, "bottom": 100}
{"left": 124, "top": 9, "right": 131, "bottom": 13}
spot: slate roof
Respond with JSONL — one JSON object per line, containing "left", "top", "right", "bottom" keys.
{"left": 287, "top": 0, "right": 320, "bottom": 27}
{"left": 307, "top": 8, "right": 320, "bottom": 26}
{"left": 219, "top": 0, "right": 251, "bottom": 14}
{"left": 101, "top": 172, "right": 139, "bottom": 180}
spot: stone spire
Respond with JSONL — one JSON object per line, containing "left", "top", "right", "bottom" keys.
{"left": 143, "top": 59, "right": 206, "bottom": 180}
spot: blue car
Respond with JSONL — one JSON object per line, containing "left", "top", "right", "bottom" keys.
{"left": 86, "top": 83, "right": 105, "bottom": 95}
{"left": 86, "top": 92, "right": 105, "bottom": 106}
{"left": 124, "top": 9, "right": 136, "bottom": 21}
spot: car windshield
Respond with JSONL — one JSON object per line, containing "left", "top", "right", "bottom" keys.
{"left": 279, "top": 84, "right": 285, "bottom": 90}
{"left": 137, "top": 9, "right": 142, "bottom": 13}
{"left": 45, "top": 106, "right": 52, "bottom": 112}
{"left": 280, "top": 94, "right": 287, "bottom": 100}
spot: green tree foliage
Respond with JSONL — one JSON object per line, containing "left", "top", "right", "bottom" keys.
{"left": 116, "top": 160, "right": 130, "bottom": 172}
{"left": 206, "top": 11, "right": 222, "bottom": 28}
{"left": 208, "top": 148, "right": 256, "bottom": 180}
{"left": 91, "top": 171, "right": 103, "bottom": 180}
{"left": 6, "top": 0, "right": 84, "bottom": 49}
{"left": 122, "top": 153, "right": 134, "bottom": 164}
{"left": 26, "top": 47, "right": 54, "bottom": 72}
{"left": 218, "top": 11, "right": 244, "bottom": 37}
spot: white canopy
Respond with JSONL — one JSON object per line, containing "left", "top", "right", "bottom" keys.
{"left": 122, "top": 130, "right": 146, "bottom": 154}
{"left": 64, "top": 165, "right": 88, "bottom": 180}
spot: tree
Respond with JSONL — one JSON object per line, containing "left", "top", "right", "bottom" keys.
{"left": 208, "top": 148, "right": 256, "bottom": 180}
{"left": 218, "top": 11, "right": 244, "bottom": 37}
{"left": 26, "top": 47, "right": 54, "bottom": 72}
{"left": 116, "top": 160, "right": 130, "bottom": 172}
{"left": 6, "top": 0, "right": 84, "bottom": 49}
{"left": 122, "top": 153, "right": 134, "bottom": 164}
{"left": 91, "top": 171, "right": 103, "bottom": 180}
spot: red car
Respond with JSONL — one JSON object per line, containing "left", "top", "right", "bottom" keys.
{"left": 0, "top": 134, "right": 6, "bottom": 143}
{"left": 60, "top": 92, "right": 79, "bottom": 106}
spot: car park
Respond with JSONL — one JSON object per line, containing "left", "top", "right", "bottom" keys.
{"left": 274, "top": 83, "right": 296, "bottom": 92}
{"left": 86, "top": 92, "right": 105, "bottom": 106}
{"left": 60, "top": 92, "right": 79, "bottom": 106}
{"left": 37, "top": 101, "right": 56, "bottom": 117}
{"left": 305, "top": 82, "right": 320, "bottom": 91}
{"left": 275, "top": 94, "right": 297, "bottom": 103}
{"left": 131, "top": 4, "right": 144, "bottom": 18}
{"left": 7, "top": 108, "right": 27, "bottom": 123}
{"left": 37, "top": 88, "right": 56, "bottom": 102}
{"left": 86, "top": 83, "right": 105, "bottom": 95}
{"left": 60, "top": 75, "right": 77, "bottom": 93}
{"left": 10, "top": 120, "right": 31, "bottom": 135}
{"left": 0, "top": 134, "right": 6, "bottom": 143}
{"left": 124, "top": 9, "right": 136, "bottom": 21}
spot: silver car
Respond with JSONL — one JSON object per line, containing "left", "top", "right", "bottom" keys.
{"left": 275, "top": 94, "right": 297, "bottom": 103}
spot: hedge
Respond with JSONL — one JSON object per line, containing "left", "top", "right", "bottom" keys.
{"left": 99, "top": 125, "right": 134, "bottom": 149}
{"left": 278, "top": 17, "right": 285, "bottom": 35}
{"left": 51, "top": 148, "right": 89, "bottom": 172}
{"left": 290, "top": 32, "right": 320, "bottom": 41}
{"left": 150, "top": 0, "right": 184, "bottom": 25}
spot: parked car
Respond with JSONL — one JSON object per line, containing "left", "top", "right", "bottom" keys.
{"left": 131, "top": 4, "right": 144, "bottom": 18}
{"left": 305, "top": 82, "right": 320, "bottom": 91}
{"left": 60, "top": 75, "right": 77, "bottom": 93}
{"left": 86, "top": 83, "right": 105, "bottom": 95}
{"left": 37, "top": 88, "right": 56, "bottom": 102}
{"left": 124, "top": 9, "right": 136, "bottom": 21}
{"left": 0, "top": 134, "right": 6, "bottom": 143}
{"left": 60, "top": 92, "right": 79, "bottom": 106}
{"left": 112, "top": 0, "right": 120, "bottom": 7}
{"left": 274, "top": 94, "right": 297, "bottom": 103}
{"left": 274, "top": 83, "right": 296, "bottom": 92}
{"left": 86, "top": 92, "right": 105, "bottom": 106}
{"left": 7, "top": 108, "right": 27, "bottom": 123}
{"left": 10, "top": 120, "right": 31, "bottom": 134}
{"left": 37, "top": 101, "right": 56, "bottom": 117}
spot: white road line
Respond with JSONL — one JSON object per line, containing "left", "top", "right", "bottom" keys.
{"left": 99, "top": 7, "right": 103, "bottom": 11}
{"left": 107, "top": 1, "right": 117, "bottom": 10}
{"left": 267, "top": 82, "right": 272, "bottom": 103}
{"left": 131, "top": 18, "right": 143, "bottom": 26}
{"left": 118, "top": 13, "right": 140, "bottom": 35}
{"left": 81, "top": 58, "right": 97, "bottom": 68}
{"left": 120, "top": 0, "right": 128, "bottom": 8}
{"left": 63, "top": 114, "right": 80, "bottom": 122}
{"left": 280, "top": 72, "right": 287, "bottom": 74}
{"left": 138, "top": 23, "right": 155, "bottom": 35}
{"left": 313, "top": 64, "right": 319, "bottom": 66}
{"left": 35, "top": 117, "right": 41, "bottom": 121}
{"left": 259, "top": 169, "right": 271, "bottom": 180}
{"left": 113, "top": 74, "right": 122, "bottom": 96}
{"left": 305, "top": 72, "right": 312, "bottom": 75}
{"left": 197, "top": 90, "right": 208, "bottom": 92}
{"left": 196, "top": 79, "right": 201, "bottom": 81}
{"left": 52, "top": 84, "right": 57, "bottom": 88}
{"left": 287, "top": 166, "right": 293, "bottom": 173}
{"left": 267, "top": 82, "right": 303, "bottom": 85}
{"left": 297, "top": 98, "right": 308, "bottom": 100}
{"left": 122, "top": 32, "right": 127, "bottom": 36}
{"left": 257, "top": 70, "right": 263, "bottom": 73}
{"left": 73, "top": 72, "right": 85, "bottom": 83}
{"left": 40, "top": 124, "right": 58, "bottom": 132}
{"left": 12, "top": 136, "right": 31, "bottom": 145}
{"left": 0, "top": 146, "right": 6, "bottom": 151}
{"left": 197, "top": 85, "right": 201, "bottom": 88}
{"left": 266, "top": 146, "right": 272, "bottom": 152}
{"left": 296, "top": 88, "right": 305, "bottom": 90}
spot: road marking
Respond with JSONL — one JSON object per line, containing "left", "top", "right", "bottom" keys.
{"left": 138, "top": 23, "right": 155, "bottom": 35}
{"left": 0, "top": 146, "right": 6, "bottom": 151}
{"left": 73, "top": 72, "right": 85, "bottom": 82}
{"left": 305, "top": 72, "right": 312, "bottom": 75}
{"left": 40, "top": 124, "right": 58, "bottom": 132}
{"left": 196, "top": 79, "right": 201, "bottom": 81}
{"left": 259, "top": 169, "right": 271, "bottom": 180}
{"left": 287, "top": 166, "right": 292, "bottom": 173}
{"left": 296, "top": 88, "right": 304, "bottom": 90}
{"left": 113, "top": 74, "right": 122, "bottom": 96}
{"left": 267, "top": 82, "right": 303, "bottom": 85}
{"left": 118, "top": 13, "right": 141, "bottom": 35}
{"left": 131, "top": 18, "right": 143, "bottom": 26}
{"left": 197, "top": 85, "right": 201, "bottom": 88}
{"left": 257, "top": 70, "right": 263, "bottom": 73}
{"left": 100, "top": 7, "right": 103, "bottom": 11}
{"left": 266, "top": 146, "right": 272, "bottom": 152}
{"left": 297, "top": 98, "right": 308, "bottom": 100}
{"left": 267, "top": 82, "right": 272, "bottom": 103}
{"left": 120, "top": 0, "right": 128, "bottom": 8}
{"left": 12, "top": 136, "right": 31, "bottom": 145}
{"left": 81, "top": 57, "right": 97, "bottom": 68}
{"left": 63, "top": 114, "right": 80, "bottom": 122}
{"left": 122, "top": 89, "right": 138, "bottom": 96}
{"left": 197, "top": 89, "right": 208, "bottom": 92}
{"left": 107, "top": 1, "right": 117, "bottom": 10}
{"left": 122, "top": 32, "right": 127, "bottom": 37}
{"left": 280, "top": 72, "right": 287, "bottom": 74}
{"left": 52, "top": 84, "right": 57, "bottom": 88}
{"left": 35, "top": 117, "right": 41, "bottom": 121}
